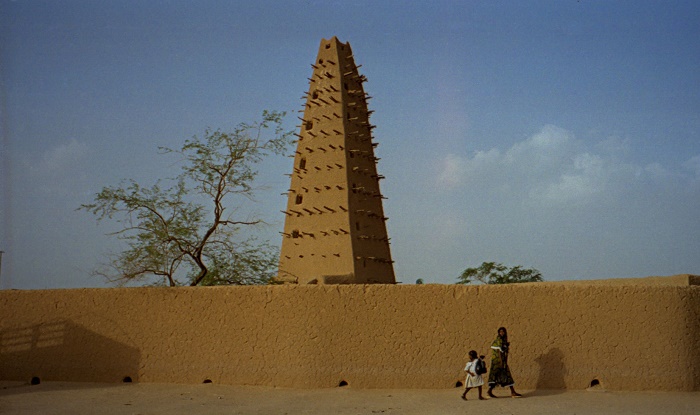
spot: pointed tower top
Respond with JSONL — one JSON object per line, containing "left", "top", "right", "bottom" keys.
{"left": 320, "top": 36, "right": 346, "bottom": 48}
{"left": 276, "top": 38, "right": 395, "bottom": 284}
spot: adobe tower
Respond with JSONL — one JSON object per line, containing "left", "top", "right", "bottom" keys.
{"left": 277, "top": 37, "right": 395, "bottom": 284}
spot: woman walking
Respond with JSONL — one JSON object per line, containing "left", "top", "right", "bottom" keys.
{"left": 487, "top": 327, "right": 522, "bottom": 398}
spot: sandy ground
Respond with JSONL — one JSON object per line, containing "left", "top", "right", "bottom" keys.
{"left": 1, "top": 381, "right": 698, "bottom": 415}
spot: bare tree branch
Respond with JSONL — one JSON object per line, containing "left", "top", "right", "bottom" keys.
{"left": 79, "top": 111, "right": 293, "bottom": 287}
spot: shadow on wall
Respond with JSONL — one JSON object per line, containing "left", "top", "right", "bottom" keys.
{"left": 0, "top": 320, "right": 140, "bottom": 386}
{"left": 534, "top": 348, "right": 566, "bottom": 395}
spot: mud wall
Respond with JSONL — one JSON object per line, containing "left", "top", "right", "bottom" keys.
{"left": 1, "top": 276, "right": 698, "bottom": 391}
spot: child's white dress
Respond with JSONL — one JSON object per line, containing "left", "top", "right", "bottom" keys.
{"left": 464, "top": 359, "right": 484, "bottom": 387}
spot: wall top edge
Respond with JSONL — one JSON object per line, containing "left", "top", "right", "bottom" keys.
{"left": 522, "top": 274, "right": 698, "bottom": 287}
{"left": 1, "top": 274, "right": 697, "bottom": 294}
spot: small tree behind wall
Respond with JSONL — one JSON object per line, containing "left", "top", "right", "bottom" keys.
{"left": 457, "top": 262, "right": 543, "bottom": 285}
{"left": 80, "top": 111, "right": 293, "bottom": 287}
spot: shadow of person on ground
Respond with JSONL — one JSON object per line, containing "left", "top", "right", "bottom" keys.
{"left": 531, "top": 347, "right": 567, "bottom": 396}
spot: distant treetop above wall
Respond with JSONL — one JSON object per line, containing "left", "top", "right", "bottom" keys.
{"left": 457, "top": 262, "right": 543, "bottom": 284}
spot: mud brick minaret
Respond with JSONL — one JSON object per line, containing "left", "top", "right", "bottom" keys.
{"left": 277, "top": 37, "right": 395, "bottom": 284}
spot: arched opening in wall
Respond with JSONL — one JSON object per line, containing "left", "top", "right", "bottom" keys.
{"left": 295, "top": 194, "right": 303, "bottom": 205}
{"left": 318, "top": 59, "right": 324, "bottom": 64}
{"left": 305, "top": 120, "right": 313, "bottom": 130}
{"left": 203, "top": 379, "right": 213, "bottom": 384}
{"left": 312, "top": 90, "right": 319, "bottom": 99}
{"left": 355, "top": 222, "right": 360, "bottom": 231}
{"left": 299, "top": 157, "right": 307, "bottom": 170}
{"left": 292, "top": 230, "right": 300, "bottom": 238}
{"left": 325, "top": 43, "right": 331, "bottom": 49}
{"left": 122, "top": 376, "right": 133, "bottom": 383}
{"left": 344, "top": 83, "right": 348, "bottom": 90}
{"left": 588, "top": 378, "right": 603, "bottom": 390}
{"left": 338, "top": 380, "right": 348, "bottom": 387}
{"left": 30, "top": 376, "right": 41, "bottom": 386}
{"left": 455, "top": 381, "right": 463, "bottom": 388}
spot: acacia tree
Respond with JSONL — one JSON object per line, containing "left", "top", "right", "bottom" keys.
{"left": 80, "top": 111, "right": 293, "bottom": 286}
{"left": 457, "top": 262, "right": 543, "bottom": 285}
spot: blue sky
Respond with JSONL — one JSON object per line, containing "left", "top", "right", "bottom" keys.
{"left": 1, "top": 0, "right": 699, "bottom": 288}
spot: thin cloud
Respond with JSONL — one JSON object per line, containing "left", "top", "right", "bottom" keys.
{"left": 534, "top": 152, "right": 606, "bottom": 204}
{"left": 435, "top": 124, "right": 692, "bottom": 207}
{"left": 24, "top": 138, "right": 91, "bottom": 196}
{"left": 436, "top": 153, "right": 467, "bottom": 189}
{"left": 28, "top": 138, "right": 88, "bottom": 176}
{"left": 39, "top": 138, "right": 89, "bottom": 174}
{"left": 683, "top": 155, "right": 700, "bottom": 181}
{"left": 504, "top": 124, "right": 578, "bottom": 167}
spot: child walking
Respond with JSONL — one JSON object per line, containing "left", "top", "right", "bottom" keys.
{"left": 461, "top": 350, "right": 486, "bottom": 400}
